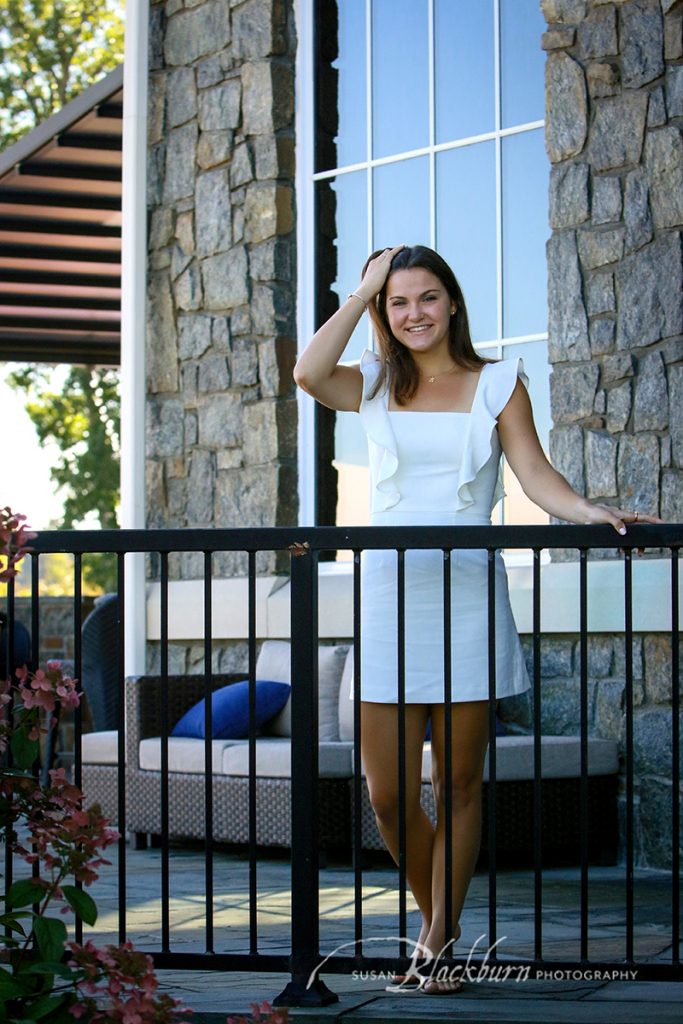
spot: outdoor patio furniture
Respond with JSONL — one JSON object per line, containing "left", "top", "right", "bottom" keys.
{"left": 79, "top": 640, "right": 620, "bottom": 862}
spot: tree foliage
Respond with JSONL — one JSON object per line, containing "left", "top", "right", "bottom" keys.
{"left": 5, "top": 366, "right": 120, "bottom": 592}
{"left": 0, "top": 0, "right": 125, "bottom": 147}
{"left": 7, "top": 365, "right": 120, "bottom": 529}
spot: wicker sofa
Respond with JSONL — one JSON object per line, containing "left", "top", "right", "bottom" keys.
{"left": 81, "top": 640, "right": 620, "bottom": 862}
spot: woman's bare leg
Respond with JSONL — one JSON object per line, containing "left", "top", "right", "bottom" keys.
{"left": 423, "top": 700, "right": 489, "bottom": 972}
{"left": 360, "top": 701, "right": 433, "bottom": 951}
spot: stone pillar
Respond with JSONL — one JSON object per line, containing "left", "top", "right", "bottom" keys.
{"left": 542, "top": 0, "right": 683, "bottom": 868}
{"left": 542, "top": 0, "right": 683, "bottom": 524}
{"left": 145, "top": 0, "right": 298, "bottom": 575}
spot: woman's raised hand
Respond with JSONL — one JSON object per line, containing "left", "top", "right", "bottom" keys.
{"left": 358, "top": 245, "right": 405, "bottom": 302}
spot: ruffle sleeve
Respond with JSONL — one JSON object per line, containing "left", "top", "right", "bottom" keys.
{"left": 358, "top": 349, "right": 400, "bottom": 510}
{"left": 455, "top": 357, "right": 529, "bottom": 512}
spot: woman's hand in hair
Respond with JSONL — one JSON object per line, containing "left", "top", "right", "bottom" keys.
{"left": 359, "top": 245, "right": 405, "bottom": 302}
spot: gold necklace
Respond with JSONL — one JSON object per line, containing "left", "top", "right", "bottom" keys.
{"left": 425, "top": 365, "right": 459, "bottom": 384}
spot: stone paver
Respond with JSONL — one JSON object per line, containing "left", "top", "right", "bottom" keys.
{"left": 73, "top": 843, "right": 683, "bottom": 1022}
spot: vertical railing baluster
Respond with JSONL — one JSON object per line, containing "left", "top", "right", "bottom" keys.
{"left": 624, "top": 549, "right": 634, "bottom": 963}
{"left": 30, "top": 554, "right": 39, "bottom": 675}
{"left": 274, "top": 545, "right": 336, "bottom": 1006}
{"left": 397, "top": 548, "right": 407, "bottom": 958}
{"left": 28, "top": 559, "right": 41, "bottom": 914}
{"left": 72, "top": 554, "right": 82, "bottom": 789}
{"left": 116, "top": 551, "right": 126, "bottom": 943}
{"left": 443, "top": 549, "right": 453, "bottom": 952}
{"left": 203, "top": 550, "right": 214, "bottom": 954}
{"left": 5, "top": 573, "right": 18, "bottom": 913}
{"left": 352, "top": 549, "right": 363, "bottom": 959}
{"left": 533, "top": 548, "right": 543, "bottom": 961}
{"left": 487, "top": 548, "right": 497, "bottom": 953}
{"left": 670, "top": 547, "right": 680, "bottom": 967}
{"left": 29, "top": 553, "right": 41, "bottom": 921}
{"left": 160, "top": 552, "right": 170, "bottom": 952}
{"left": 72, "top": 553, "right": 84, "bottom": 946}
{"left": 579, "top": 549, "right": 589, "bottom": 962}
{"left": 248, "top": 549, "right": 258, "bottom": 955}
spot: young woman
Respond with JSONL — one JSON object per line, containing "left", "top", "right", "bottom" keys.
{"left": 294, "top": 245, "right": 658, "bottom": 994}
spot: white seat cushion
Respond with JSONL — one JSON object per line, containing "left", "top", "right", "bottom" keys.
{"left": 82, "top": 730, "right": 119, "bottom": 765}
{"left": 420, "top": 735, "right": 619, "bottom": 782}
{"left": 351, "top": 734, "right": 618, "bottom": 782}
{"left": 138, "top": 737, "right": 242, "bottom": 773}
{"left": 220, "top": 738, "right": 354, "bottom": 778}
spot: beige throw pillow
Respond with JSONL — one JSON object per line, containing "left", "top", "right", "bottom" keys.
{"left": 257, "top": 640, "right": 349, "bottom": 741}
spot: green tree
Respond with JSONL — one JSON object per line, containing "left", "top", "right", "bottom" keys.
{"left": 5, "top": 365, "right": 120, "bottom": 592}
{"left": 0, "top": 0, "right": 125, "bottom": 147}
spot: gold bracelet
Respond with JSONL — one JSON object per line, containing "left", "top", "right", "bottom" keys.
{"left": 347, "top": 291, "right": 368, "bottom": 309}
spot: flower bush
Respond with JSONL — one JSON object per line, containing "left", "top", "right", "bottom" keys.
{"left": 1, "top": 510, "right": 287, "bottom": 1024}
{"left": 1, "top": 511, "right": 191, "bottom": 1024}
{"left": 226, "top": 1003, "right": 289, "bottom": 1024}
{"left": 0, "top": 662, "right": 192, "bottom": 1024}
{"left": 0, "top": 506, "right": 35, "bottom": 585}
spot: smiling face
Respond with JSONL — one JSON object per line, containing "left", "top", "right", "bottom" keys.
{"left": 384, "top": 267, "right": 456, "bottom": 358}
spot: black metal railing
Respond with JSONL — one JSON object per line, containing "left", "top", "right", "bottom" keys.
{"left": 2, "top": 523, "right": 681, "bottom": 1005}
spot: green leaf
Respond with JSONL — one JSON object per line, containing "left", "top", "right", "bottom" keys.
{"left": 33, "top": 916, "right": 67, "bottom": 964}
{"left": 7, "top": 879, "right": 42, "bottom": 909}
{"left": 0, "top": 910, "right": 30, "bottom": 935}
{"left": 23, "top": 993, "right": 71, "bottom": 1021}
{"left": 9, "top": 727, "right": 40, "bottom": 770}
{"left": 60, "top": 886, "right": 97, "bottom": 927}
{"left": 0, "top": 969, "right": 29, "bottom": 998}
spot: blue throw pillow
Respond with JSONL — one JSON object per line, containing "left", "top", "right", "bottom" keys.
{"left": 171, "top": 680, "right": 291, "bottom": 740}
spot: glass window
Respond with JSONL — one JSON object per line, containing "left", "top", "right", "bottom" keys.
{"left": 501, "top": 340, "right": 551, "bottom": 526}
{"left": 373, "top": 156, "right": 430, "bottom": 250}
{"left": 333, "top": 0, "right": 367, "bottom": 169}
{"left": 500, "top": 0, "right": 546, "bottom": 129}
{"left": 372, "top": 0, "right": 429, "bottom": 159}
{"left": 502, "top": 128, "right": 549, "bottom": 338}
{"left": 334, "top": 412, "right": 370, "bottom": 525}
{"left": 435, "top": 0, "right": 495, "bottom": 143}
{"left": 436, "top": 141, "right": 497, "bottom": 342}
{"left": 318, "top": 171, "right": 370, "bottom": 364}
{"left": 503, "top": 339, "right": 551, "bottom": 446}
{"left": 312, "top": 0, "right": 549, "bottom": 529}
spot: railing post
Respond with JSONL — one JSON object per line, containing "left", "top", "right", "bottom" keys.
{"left": 274, "top": 544, "right": 338, "bottom": 1007}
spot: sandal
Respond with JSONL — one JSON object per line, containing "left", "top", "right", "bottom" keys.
{"left": 387, "top": 962, "right": 465, "bottom": 995}
{"left": 385, "top": 973, "right": 421, "bottom": 991}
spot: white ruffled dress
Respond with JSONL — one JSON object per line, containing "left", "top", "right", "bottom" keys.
{"left": 358, "top": 349, "right": 530, "bottom": 703}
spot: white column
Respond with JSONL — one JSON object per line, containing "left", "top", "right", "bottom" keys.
{"left": 294, "top": 0, "right": 316, "bottom": 526}
{"left": 120, "top": 0, "right": 149, "bottom": 674}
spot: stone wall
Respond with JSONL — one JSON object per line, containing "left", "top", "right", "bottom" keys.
{"left": 146, "top": 0, "right": 298, "bottom": 576}
{"left": 543, "top": 0, "right": 683, "bottom": 524}
{"left": 541, "top": 0, "right": 683, "bottom": 868}
{"left": 506, "top": 631, "right": 682, "bottom": 868}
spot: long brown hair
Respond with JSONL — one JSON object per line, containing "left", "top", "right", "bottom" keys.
{"left": 361, "top": 245, "right": 488, "bottom": 405}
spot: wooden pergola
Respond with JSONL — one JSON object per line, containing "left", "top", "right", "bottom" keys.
{"left": 0, "top": 65, "right": 123, "bottom": 366}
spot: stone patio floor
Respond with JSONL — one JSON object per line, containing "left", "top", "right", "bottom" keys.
{"left": 77, "top": 841, "right": 682, "bottom": 1023}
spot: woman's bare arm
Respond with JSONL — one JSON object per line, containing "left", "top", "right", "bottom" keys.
{"left": 498, "top": 380, "right": 661, "bottom": 534}
{"left": 293, "top": 245, "right": 404, "bottom": 412}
